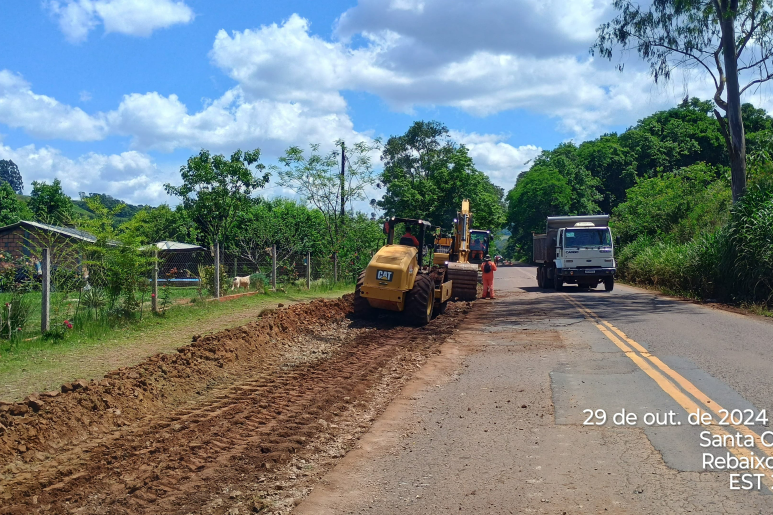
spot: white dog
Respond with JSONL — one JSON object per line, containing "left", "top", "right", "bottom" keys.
{"left": 231, "top": 275, "right": 251, "bottom": 291}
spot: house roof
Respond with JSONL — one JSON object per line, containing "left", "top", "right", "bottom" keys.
{"left": 141, "top": 241, "right": 206, "bottom": 252}
{"left": 0, "top": 220, "right": 98, "bottom": 243}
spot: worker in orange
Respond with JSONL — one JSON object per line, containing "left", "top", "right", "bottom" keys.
{"left": 400, "top": 226, "right": 420, "bottom": 247}
{"left": 480, "top": 254, "right": 497, "bottom": 299}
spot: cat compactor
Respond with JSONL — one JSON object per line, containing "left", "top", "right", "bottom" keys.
{"left": 433, "top": 200, "right": 490, "bottom": 301}
{"left": 354, "top": 218, "right": 453, "bottom": 326}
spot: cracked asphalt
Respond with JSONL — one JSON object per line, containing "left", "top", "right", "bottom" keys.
{"left": 296, "top": 266, "right": 773, "bottom": 514}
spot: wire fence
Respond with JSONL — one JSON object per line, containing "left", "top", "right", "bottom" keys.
{"left": 0, "top": 240, "right": 354, "bottom": 346}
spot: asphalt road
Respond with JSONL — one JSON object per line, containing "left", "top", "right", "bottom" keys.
{"left": 296, "top": 266, "right": 773, "bottom": 514}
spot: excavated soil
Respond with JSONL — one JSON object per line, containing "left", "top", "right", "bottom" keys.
{"left": 0, "top": 294, "right": 472, "bottom": 514}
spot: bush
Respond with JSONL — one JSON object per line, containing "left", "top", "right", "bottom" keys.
{"left": 1, "top": 293, "right": 34, "bottom": 340}
{"left": 618, "top": 180, "right": 773, "bottom": 306}
{"left": 198, "top": 264, "right": 230, "bottom": 297}
{"left": 249, "top": 273, "right": 268, "bottom": 292}
{"left": 724, "top": 182, "right": 773, "bottom": 303}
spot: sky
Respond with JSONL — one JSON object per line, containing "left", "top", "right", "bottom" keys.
{"left": 0, "top": 0, "right": 752, "bottom": 207}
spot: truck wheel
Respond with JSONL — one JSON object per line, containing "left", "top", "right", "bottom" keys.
{"left": 604, "top": 277, "right": 614, "bottom": 292}
{"left": 554, "top": 271, "right": 563, "bottom": 291}
{"left": 353, "top": 271, "right": 372, "bottom": 316}
{"left": 536, "top": 266, "right": 543, "bottom": 288}
{"left": 405, "top": 274, "right": 434, "bottom": 326}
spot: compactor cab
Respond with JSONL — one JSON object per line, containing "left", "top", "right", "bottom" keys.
{"left": 354, "top": 217, "right": 453, "bottom": 326}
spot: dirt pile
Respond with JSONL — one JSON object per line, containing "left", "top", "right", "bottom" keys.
{"left": 0, "top": 296, "right": 351, "bottom": 467}
{"left": 0, "top": 295, "right": 472, "bottom": 514}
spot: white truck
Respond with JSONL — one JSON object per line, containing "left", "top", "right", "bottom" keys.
{"left": 533, "top": 215, "right": 616, "bottom": 291}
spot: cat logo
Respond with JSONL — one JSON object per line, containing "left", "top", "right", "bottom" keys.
{"left": 376, "top": 270, "right": 393, "bottom": 281}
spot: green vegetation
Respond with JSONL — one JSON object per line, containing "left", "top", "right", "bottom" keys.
{"left": 506, "top": 98, "right": 773, "bottom": 307}
{"left": 1, "top": 121, "right": 511, "bottom": 358}
{"left": 0, "top": 285, "right": 353, "bottom": 398}
{"left": 164, "top": 148, "right": 270, "bottom": 246}
{"left": 378, "top": 121, "right": 506, "bottom": 230}
{"left": 1, "top": 183, "right": 33, "bottom": 226}
{"left": 594, "top": 1, "right": 773, "bottom": 203}
{"left": 73, "top": 193, "right": 147, "bottom": 224}
{"left": 29, "top": 179, "right": 76, "bottom": 226}
{"left": 0, "top": 159, "right": 23, "bottom": 194}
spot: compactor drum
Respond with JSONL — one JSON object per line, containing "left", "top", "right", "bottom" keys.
{"left": 433, "top": 200, "right": 490, "bottom": 302}
{"left": 354, "top": 218, "right": 453, "bottom": 326}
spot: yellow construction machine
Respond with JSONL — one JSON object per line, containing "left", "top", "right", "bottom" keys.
{"left": 433, "top": 199, "right": 491, "bottom": 301}
{"left": 354, "top": 218, "right": 453, "bottom": 326}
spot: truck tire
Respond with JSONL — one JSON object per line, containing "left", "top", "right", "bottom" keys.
{"left": 604, "top": 277, "right": 614, "bottom": 292}
{"left": 353, "top": 271, "right": 372, "bottom": 316}
{"left": 405, "top": 274, "right": 434, "bottom": 326}
{"left": 536, "top": 266, "right": 543, "bottom": 288}
{"left": 554, "top": 269, "right": 563, "bottom": 291}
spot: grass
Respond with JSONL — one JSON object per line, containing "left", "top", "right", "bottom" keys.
{"left": 0, "top": 282, "right": 354, "bottom": 401}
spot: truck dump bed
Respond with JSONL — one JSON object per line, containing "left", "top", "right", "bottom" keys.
{"left": 533, "top": 233, "right": 553, "bottom": 264}
{"left": 533, "top": 215, "right": 610, "bottom": 264}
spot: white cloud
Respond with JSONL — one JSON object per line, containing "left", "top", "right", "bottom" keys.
{"left": 108, "top": 87, "right": 365, "bottom": 154}
{"left": 0, "top": 70, "right": 107, "bottom": 141}
{"left": 45, "top": 0, "right": 194, "bottom": 43}
{"left": 208, "top": 11, "right": 701, "bottom": 142}
{"left": 450, "top": 130, "right": 542, "bottom": 189}
{"left": 0, "top": 141, "right": 171, "bottom": 205}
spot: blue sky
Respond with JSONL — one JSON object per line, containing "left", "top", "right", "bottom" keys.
{"left": 0, "top": 0, "right": 721, "bottom": 206}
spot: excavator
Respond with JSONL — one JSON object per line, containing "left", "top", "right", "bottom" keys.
{"left": 433, "top": 199, "right": 491, "bottom": 301}
{"left": 354, "top": 217, "right": 453, "bottom": 326}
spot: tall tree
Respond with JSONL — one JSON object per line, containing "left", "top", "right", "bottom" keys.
{"left": 0, "top": 181, "right": 32, "bottom": 226}
{"left": 29, "top": 179, "right": 74, "bottom": 225}
{"left": 275, "top": 140, "right": 380, "bottom": 252}
{"left": 378, "top": 121, "right": 506, "bottom": 230}
{"left": 0, "top": 159, "right": 23, "bottom": 194}
{"left": 164, "top": 149, "right": 269, "bottom": 246}
{"left": 506, "top": 168, "right": 573, "bottom": 256}
{"left": 594, "top": 0, "right": 773, "bottom": 202}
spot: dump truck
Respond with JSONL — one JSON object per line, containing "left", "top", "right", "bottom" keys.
{"left": 533, "top": 215, "right": 616, "bottom": 291}
{"left": 354, "top": 217, "right": 453, "bottom": 325}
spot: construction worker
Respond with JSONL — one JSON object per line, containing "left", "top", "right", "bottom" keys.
{"left": 470, "top": 235, "right": 484, "bottom": 261}
{"left": 400, "top": 226, "right": 420, "bottom": 247}
{"left": 480, "top": 254, "right": 497, "bottom": 299}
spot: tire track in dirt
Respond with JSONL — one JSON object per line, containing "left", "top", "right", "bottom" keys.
{"left": 0, "top": 296, "right": 472, "bottom": 514}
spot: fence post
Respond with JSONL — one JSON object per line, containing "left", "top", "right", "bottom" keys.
{"left": 152, "top": 248, "right": 158, "bottom": 313}
{"left": 271, "top": 244, "right": 277, "bottom": 291}
{"left": 214, "top": 240, "right": 220, "bottom": 299}
{"left": 333, "top": 252, "right": 338, "bottom": 283}
{"left": 41, "top": 248, "right": 50, "bottom": 333}
{"left": 306, "top": 251, "right": 311, "bottom": 289}
{"left": 234, "top": 256, "right": 238, "bottom": 278}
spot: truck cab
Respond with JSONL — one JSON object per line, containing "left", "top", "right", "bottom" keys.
{"left": 533, "top": 215, "right": 616, "bottom": 291}
{"left": 555, "top": 222, "right": 615, "bottom": 289}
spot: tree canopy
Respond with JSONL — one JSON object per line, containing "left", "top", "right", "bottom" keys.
{"left": 505, "top": 98, "right": 773, "bottom": 258}
{"left": 29, "top": 179, "right": 74, "bottom": 226}
{"left": 594, "top": 0, "right": 773, "bottom": 202}
{"left": 164, "top": 149, "right": 269, "bottom": 245}
{"left": 0, "top": 182, "right": 32, "bottom": 226}
{"left": 275, "top": 140, "right": 380, "bottom": 252}
{"left": 0, "top": 159, "right": 23, "bottom": 194}
{"left": 378, "top": 121, "right": 506, "bottom": 231}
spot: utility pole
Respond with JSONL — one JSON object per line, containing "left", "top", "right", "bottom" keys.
{"left": 340, "top": 141, "right": 346, "bottom": 219}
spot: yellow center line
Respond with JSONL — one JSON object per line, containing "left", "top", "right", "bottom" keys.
{"left": 566, "top": 295, "right": 773, "bottom": 460}
{"left": 562, "top": 294, "right": 773, "bottom": 485}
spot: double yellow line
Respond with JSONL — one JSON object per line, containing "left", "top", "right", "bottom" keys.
{"left": 564, "top": 294, "right": 773, "bottom": 486}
